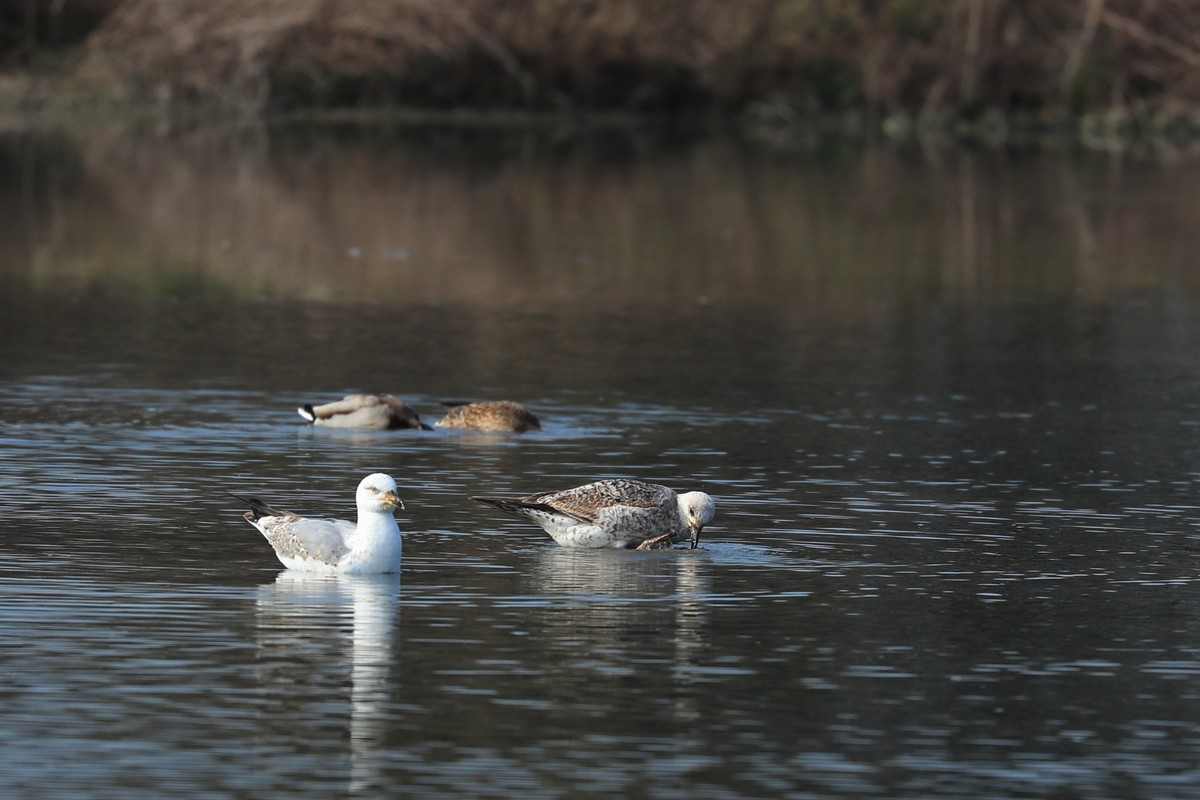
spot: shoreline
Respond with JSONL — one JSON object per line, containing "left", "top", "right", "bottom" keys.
{"left": 6, "top": 1, "right": 1200, "bottom": 155}
{"left": 4, "top": 72, "right": 1200, "bottom": 154}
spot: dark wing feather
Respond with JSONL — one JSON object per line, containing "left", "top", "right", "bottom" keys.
{"left": 227, "top": 492, "right": 293, "bottom": 521}
{"left": 471, "top": 495, "right": 592, "bottom": 522}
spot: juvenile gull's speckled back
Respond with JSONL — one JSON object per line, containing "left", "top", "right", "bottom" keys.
{"left": 472, "top": 478, "right": 714, "bottom": 550}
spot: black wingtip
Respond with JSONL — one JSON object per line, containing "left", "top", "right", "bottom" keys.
{"left": 470, "top": 495, "right": 509, "bottom": 510}
{"left": 471, "top": 495, "right": 551, "bottom": 518}
{"left": 226, "top": 491, "right": 288, "bottom": 521}
{"left": 298, "top": 403, "right": 317, "bottom": 423}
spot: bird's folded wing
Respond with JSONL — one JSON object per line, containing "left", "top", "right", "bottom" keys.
{"left": 535, "top": 481, "right": 666, "bottom": 520}
{"left": 309, "top": 394, "right": 391, "bottom": 418}
{"left": 259, "top": 516, "right": 354, "bottom": 566}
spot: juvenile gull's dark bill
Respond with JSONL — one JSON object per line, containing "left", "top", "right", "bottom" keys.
{"left": 472, "top": 478, "right": 715, "bottom": 550}
{"left": 230, "top": 473, "right": 404, "bottom": 574}
{"left": 297, "top": 394, "right": 431, "bottom": 430}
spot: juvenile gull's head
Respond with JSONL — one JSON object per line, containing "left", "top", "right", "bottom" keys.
{"left": 677, "top": 491, "right": 716, "bottom": 549}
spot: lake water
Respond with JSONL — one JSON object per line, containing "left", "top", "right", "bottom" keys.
{"left": 3, "top": 122, "right": 1200, "bottom": 798}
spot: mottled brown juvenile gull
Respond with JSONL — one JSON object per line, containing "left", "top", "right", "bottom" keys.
{"left": 471, "top": 478, "right": 715, "bottom": 550}
{"left": 297, "top": 394, "right": 431, "bottom": 430}
{"left": 230, "top": 473, "right": 404, "bottom": 574}
{"left": 435, "top": 401, "right": 541, "bottom": 433}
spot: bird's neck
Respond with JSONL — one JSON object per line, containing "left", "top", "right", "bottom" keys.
{"left": 342, "top": 509, "right": 402, "bottom": 574}
{"left": 352, "top": 510, "right": 401, "bottom": 543}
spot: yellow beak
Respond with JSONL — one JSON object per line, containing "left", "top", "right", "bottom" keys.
{"left": 382, "top": 491, "right": 404, "bottom": 510}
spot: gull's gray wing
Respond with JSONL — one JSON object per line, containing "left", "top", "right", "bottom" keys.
{"left": 258, "top": 516, "right": 355, "bottom": 567}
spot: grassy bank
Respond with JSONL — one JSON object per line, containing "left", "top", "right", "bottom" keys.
{"left": 6, "top": 0, "right": 1200, "bottom": 139}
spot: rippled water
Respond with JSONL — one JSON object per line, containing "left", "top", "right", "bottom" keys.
{"left": 3, "top": 126, "right": 1200, "bottom": 797}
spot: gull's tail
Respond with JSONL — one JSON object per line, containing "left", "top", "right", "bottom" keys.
{"left": 470, "top": 495, "right": 541, "bottom": 516}
{"left": 227, "top": 492, "right": 292, "bottom": 521}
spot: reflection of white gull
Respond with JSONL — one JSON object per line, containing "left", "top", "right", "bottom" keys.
{"left": 434, "top": 400, "right": 541, "bottom": 432}
{"left": 256, "top": 572, "right": 400, "bottom": 795}
{"left": 230, "top": 473, "right": 404, "bottom": 574}
{"left": 298, "top": 394, "right": 431, "bottom": 430}
{"left": 344, "top": 576, "right": 400, "bottom": 796}
{"left": 472, "top": 479, "right": 715, "bottom": 549}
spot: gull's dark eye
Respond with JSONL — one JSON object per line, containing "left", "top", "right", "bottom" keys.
{"left": 368, "top": 486, "right": 379, "bottom": 493}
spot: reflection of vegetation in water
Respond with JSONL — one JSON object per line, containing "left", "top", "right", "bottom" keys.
{"left": 137, "top": 262, "right": 238, "bottom": 302}
{"left": 20, "top": 258, "right": 245, "bottom": 303}
{"left": 0, "top": 130, "right": 221, "bottom": 301}
{"left": 2, "top": 124, "right": 1199, "bottom": 312}
{"left": 0, "top": 130, "right": 87, "bottom": 206}
{"left": 0, "top": 130, "right": 246, "bottom": 303}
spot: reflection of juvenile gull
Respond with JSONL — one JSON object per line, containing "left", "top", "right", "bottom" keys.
{"left": 472, "top": 478, "right": 715, "bottom": 550}
{"left": 435, "top": 400, "right": 541, "bottom": 432}
{"left": 230, "top": 473, "right": 404, "bottom": 574}
{"left": 297, "top": 394, "right": 431, "bottom": 430}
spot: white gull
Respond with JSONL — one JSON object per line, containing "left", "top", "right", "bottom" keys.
{"left": 230, "top": 473, "right": 404, "bottom": 574}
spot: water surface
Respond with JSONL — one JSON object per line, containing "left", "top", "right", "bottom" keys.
{"left": 2, "top": 125, "right": 1200, "bottom": 798}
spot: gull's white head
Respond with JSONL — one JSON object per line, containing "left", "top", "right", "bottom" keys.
{"left": 356, "top": 473, "right": 404, "bottom": 515}
{"left": 677, "top": 491, "right": 716, "bottom": 549}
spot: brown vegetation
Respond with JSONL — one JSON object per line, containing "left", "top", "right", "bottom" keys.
{"left": 1, "top": 0, "right": 116, "bottom": 65}
{"left": 7, "top": 124, "right": 1198, "bottom": 314}
{"left": 15, "top": 1, "right": 1200, "bottom": 121}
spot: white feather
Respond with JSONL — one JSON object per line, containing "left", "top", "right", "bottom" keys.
{"left": 240, "top": 473, "right": 404, "bottom": 574}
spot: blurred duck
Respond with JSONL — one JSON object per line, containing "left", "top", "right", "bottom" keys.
{"left": 434, "top": 400, "right": 541, "bottom": 433}
{"left": 297, "top": 394, "right": 431, "bottom": 430}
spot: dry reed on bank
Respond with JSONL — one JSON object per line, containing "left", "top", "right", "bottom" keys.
{"left": 78, "top": 0, "right": 1200, "bottom": 118}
